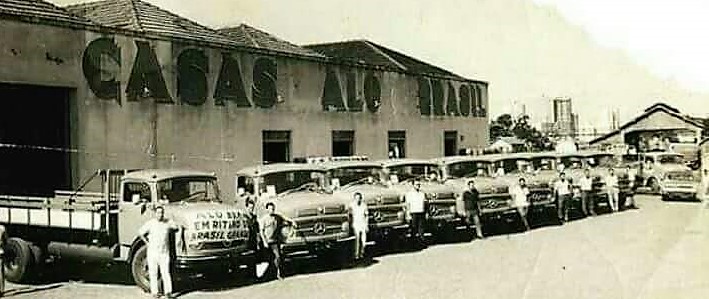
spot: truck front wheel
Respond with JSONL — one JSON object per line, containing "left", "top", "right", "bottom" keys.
{"left": 130, "top": 246, "right": 150, "bottom": 293}
{"left": 4, "top": 237, "right": 35, "bottom": 283}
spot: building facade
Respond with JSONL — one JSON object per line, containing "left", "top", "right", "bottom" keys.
{"left": 0, "top": 0, "right": 489, "bottom": 198}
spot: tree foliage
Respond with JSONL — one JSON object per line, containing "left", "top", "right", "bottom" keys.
{"left": 489, "top": 113, "right": 552, "bottom": 151}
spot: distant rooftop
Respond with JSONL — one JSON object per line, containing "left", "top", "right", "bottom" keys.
{"left": 305, "top": 40, "right": 482, "bottom": 82}
{"left": 65, "top": 0, "right": 243, "bottom": 47}
{"left": 0, "top": 0, "right": 93, "bottom": 26}
{"left": 218, "top": 24, "right": 323, "bottom": 58}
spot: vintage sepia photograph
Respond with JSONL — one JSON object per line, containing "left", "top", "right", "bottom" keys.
{"left": 0, "top": 0, "right": 708, "bottom": 298}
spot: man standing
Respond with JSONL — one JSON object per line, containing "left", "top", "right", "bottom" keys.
{"left": 699, "top": 169, "right": 709, "bottom": 208}
{"left": 606, "top": 168, "right": 620, "bottom": 212}
{"left": 554, "top": 172, "right": 572, "bottom": 223}
{"left": 405, "top": 181, "right": 427, "bottom": 247}
{"left": 625, "top": 165, "right": 638, "bottom": 209}
{"left": 463, "top": 180, "right": 484, "bottom": 239}
{"left": 259, "top": 202, "right": 296, "bottom": 280}
{"left": 138, "top": 206, "right": 180, "bottom": 299}
{"left": 579, "top": 169, "right": 595, "bottom": 216}
{"left": 351, "top": 192, "right": 369, "bottom": 260}
{"left": 511, "top": 178, "right": 531, "bottom": 231}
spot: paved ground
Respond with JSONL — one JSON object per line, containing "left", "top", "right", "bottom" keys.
{"left": 6, "top": 195, "right": 709, "bottom": 299}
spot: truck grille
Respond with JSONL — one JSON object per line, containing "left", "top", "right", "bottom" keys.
{"left": 428, "top": 202, "right": 455, "bottom": 218}
{"left": 297, "top": 204, "right": 345, "bottom": 217}
{"left": 296, "top": 218, "right": 346, "bottom": 238}
{"left": 369, "top": 206, "right": 404, "bottom": 223}
{"left": 480, "top": 199, "right": 510, "bottom": 210}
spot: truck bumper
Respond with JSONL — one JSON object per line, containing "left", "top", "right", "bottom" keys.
{"left": 662, "top": 190, "right": 697, "bottom": 200}
{"left": 174, "top": 250, "right": 256, "bottom": 272}
{"left": 282, "top": 233, "right": 355, "bottom": 257}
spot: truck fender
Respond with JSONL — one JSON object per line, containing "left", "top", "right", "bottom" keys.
{"left": 128, "top": 238, "right": 146, "bottom": 261}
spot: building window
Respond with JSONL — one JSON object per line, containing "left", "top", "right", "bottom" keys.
{"left": 332, "top": 130, "right": 355, "bottom": 157}
{"left": 262, "top": 131, "right": 291, "bottom": 163}
{"left": 388, "top": 131, "right": 406, "bottom": 158}
{"left": 444, "top": 131, "right": 458, "bottom": 156}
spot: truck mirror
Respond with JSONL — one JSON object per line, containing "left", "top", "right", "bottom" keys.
{"left": 237, "top": 187, "right": 245, "bottom": 196}
{"left": 131, "top": 194, "right": 141, "bottom": 204}
{"left": 331, "top": 178, "right": 341, "bottom": 189}
{"left": 389, "top": 175, "right": 399, "bottom": 184}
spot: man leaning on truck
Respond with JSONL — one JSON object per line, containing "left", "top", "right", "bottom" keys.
{"left": 138, "top": 206, "right": 180, "bottom": 299}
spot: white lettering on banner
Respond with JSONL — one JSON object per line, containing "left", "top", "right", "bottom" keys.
{"left": 186, "top": 209, "right": 249, "bottom": 242}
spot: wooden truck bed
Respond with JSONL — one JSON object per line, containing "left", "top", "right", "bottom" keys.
{"left": 0, "top": 190, "right": 118, "bottom": 232}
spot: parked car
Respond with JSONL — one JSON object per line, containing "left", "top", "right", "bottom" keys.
{"left": 659, "top": 170, "right": 700, "bottom": 201}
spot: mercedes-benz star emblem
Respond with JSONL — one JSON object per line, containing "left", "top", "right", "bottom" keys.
{"left": 312, "top": 222, "right": 327, "bottom": 235}
{"left": 373, "top": 211, "right": 385, "bottom": 222}
{"left": 487, "top": 200, "right": 498, "bottom": 208}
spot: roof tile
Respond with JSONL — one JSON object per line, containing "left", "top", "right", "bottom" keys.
{"left": 218, "top": 24, "right": 323, "bottom": 58}
{"left": 305, "top": 40, "right": 468, "bottom": 80}
{"left": 0, "top": 0, "right": 92, "bottom": 26}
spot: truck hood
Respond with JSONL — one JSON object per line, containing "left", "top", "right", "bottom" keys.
{"left": 272, "top": 191, "right": 349, "bottom": 219}
{"left": 446, "top": 177, "right": 509, "bottom": 194}
{"left": 334, "top": 184, "right": 402, "bottom": 205}
{"left": 658, "top": 164, "right": 692, "bottom": 172}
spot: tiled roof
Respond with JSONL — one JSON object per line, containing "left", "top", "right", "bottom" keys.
{"left": 305, "top": 40, "right": 469, "bottom": 80}
{"left": 0, "top": 0, "right": 92, "bottom": 26}
{"left": 65, "top": 0, "right": 244, "bottom": 47}
{"left": 218, "top": 24, "right": 323, "bottom": 58}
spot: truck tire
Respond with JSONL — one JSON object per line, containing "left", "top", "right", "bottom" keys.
{"left": 4, "top": 237, "right": 35, "bottom": 283}
{"left": 130, "top": 246, "right": 150, "bottom": 293}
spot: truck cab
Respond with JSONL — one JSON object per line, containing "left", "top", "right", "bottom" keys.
{"left": 234, "top": 164, "right": 354, "bottom": 260}
{"left": 0, "top": 169, "right": 253, "bottom": 293}
{"left": 434, "top": 155, "right": 513, "bottom": 224}
{"left": 315, "top": 158, "right": 409, "bottom": 242}
{"left": 378, "top": 159, "right": 471, "bottom": 236}
{"left": 637, "top": 152, "right": 695, "bottom": 194}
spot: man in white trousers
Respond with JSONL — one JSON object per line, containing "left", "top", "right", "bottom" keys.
{"left": 139, "top": 206, "right": 180, "bottom": 299}
{"left": 351, "top": 192, "right": 369, "bottom": 260}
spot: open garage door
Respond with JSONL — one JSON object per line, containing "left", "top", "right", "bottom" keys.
{"left": 0, "top": 83, "right": 72, "bottom": 196}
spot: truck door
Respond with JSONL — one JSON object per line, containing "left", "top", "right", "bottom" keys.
{"left": 118, "top": 181, "right": 154, "bottom": 247}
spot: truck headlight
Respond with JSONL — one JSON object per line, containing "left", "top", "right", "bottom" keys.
{"left": 399, "top": 195, "right": 405, "bottom": 203}
{"left": 397, "top": 211, "right": 405, "bottom": 220}
{"left": 341, "top": 221, "right": 349, "bottom": 232}
{"left": 281, "top": 225, "right": 297, "bottom": 239}
{"left": 449, "top": 206, "right": 457, "bottom": 214}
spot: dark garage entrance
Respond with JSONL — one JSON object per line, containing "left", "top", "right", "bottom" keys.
{"left": 0, "top": 83, "right": 72, "bottom": 196}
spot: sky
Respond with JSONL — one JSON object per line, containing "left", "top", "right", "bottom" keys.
{"left": 53, "top": 0, "right": 709, "bottom": 131}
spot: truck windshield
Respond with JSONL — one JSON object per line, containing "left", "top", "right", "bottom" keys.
{"left": 386, "top": 163, "right": 441, "bottom": 183}
{"left": 559, "top": 157, "right": 584, "bottom": 169}
{"left": 157, "top": 176, "right": 219, "bottom": 203}
{"left": 329, "top": 166, "right": 383, "bottom": 186}
{"left": 532, "top": 158, "right": 556, "bottom": 171}
{"left": 446, "top": 161, "right": 491, "bottom": 178}
{"left": 586, "top": 155, "right": 615, "bottom": 167}
{"left": 262, "top": 170, "right": 326, "bottom": 195}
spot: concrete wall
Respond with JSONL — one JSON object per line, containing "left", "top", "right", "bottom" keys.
{"left": 0, "top": 19, "right": 489, "bottom": 198}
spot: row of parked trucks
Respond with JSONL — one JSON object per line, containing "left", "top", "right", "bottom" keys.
{"left": 0, "top": 150, "right": 698, "bottom": 291}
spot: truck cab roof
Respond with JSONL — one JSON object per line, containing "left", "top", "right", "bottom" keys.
{"left": 122, "top": 169, "right": 216, "bottom": 182}
{"left": 236, "top": 163, "right": 325, "bottom": 177}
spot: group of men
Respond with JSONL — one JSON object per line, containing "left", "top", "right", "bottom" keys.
{"left": 459, "top": 167, "right": 639, "bottom": 238}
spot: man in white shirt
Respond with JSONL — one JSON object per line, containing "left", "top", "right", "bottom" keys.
{"left": 511, "top": 178, "right": 530, "bottom": 231}
{"left": 625, "top": 166, "right": 638, "bottom": 209}
{"left": 138, "top": 206, "right": 180, "bottom": 298}
{"left": 579, "top": 169, "right": 595, "bottom": 216}
{"left": 554, "top": 172, "right": 572, "bottom": 223}
{"left": 700, "top": 169, "right": 709, "bottom": 208}
{"left": 405, "top": 181, "right": 427, "bottom": 246}
{"left": 351, "top": 192, "right": 369, "bottom": 260}
{"left": 606, "top": 168, "right": 620, "bottom": 212}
